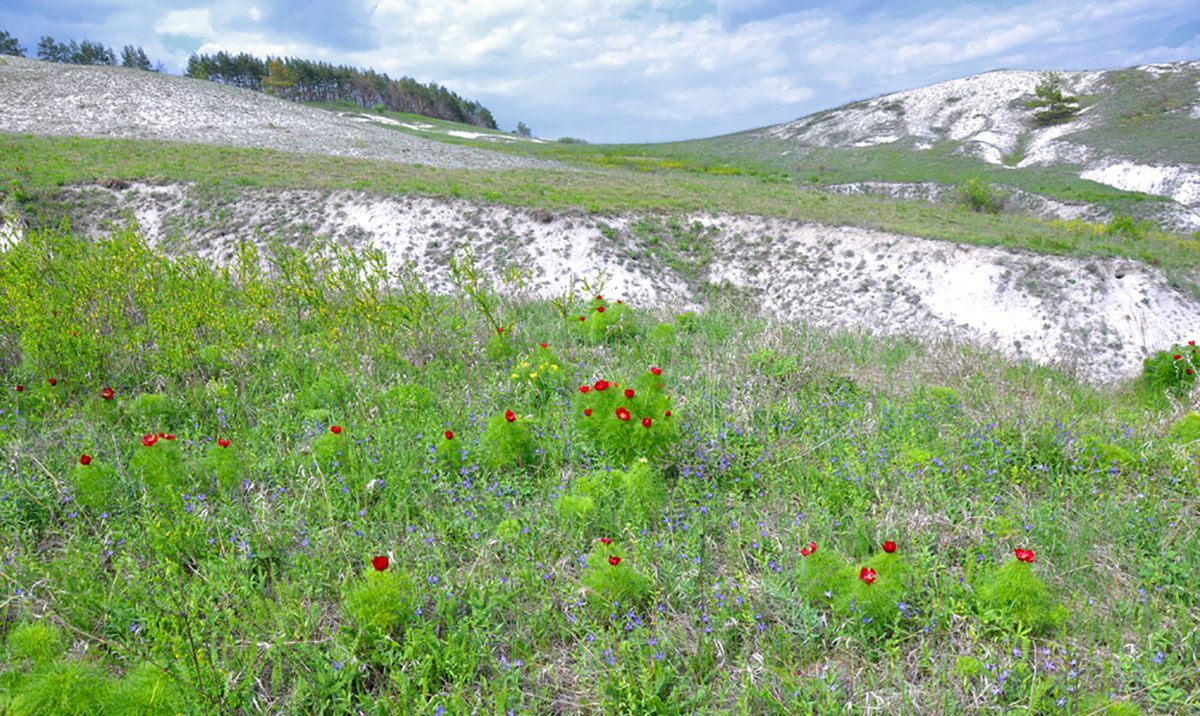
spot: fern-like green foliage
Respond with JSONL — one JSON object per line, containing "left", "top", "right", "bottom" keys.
{"left": 574, "top": 368, "right": 677, "bottom": 464}
{"left": 127, "top": 438, "right": 185, "bottom": 504}
{"left": 974, "top": 558, "right": 1065, "bottom": 632}
{"left": 581, "top": 541, "right": 654, "bottom": 610}
{"left": 1168, "top": 413, "right": 1200, "bottom": 446}
{"left": 482, "top": 410, "right": 536, "bottom": 470}
{"left": 837, "top": 552, "right": 912, "bottom": 628}
{"left": 68, "top": 461, "right": 121, "bottom": 512}
{"left": 556, "top": 461, "right": 666, "bottom": 535}
{"left": 794, "top": 545, "right": 851, "bottom": 605}
{"left": 434, "top": 430, "right": 465, "bottom": 474}
{"left": 312, "top": 427, "right": 355, "bottom": 472}
{"left": 6, "top": 621, "right": 65, "bottom": 667}
{"left": 6, "top": 660, "right": 110, "bottom": 716}
{"left": 343, "top": 566, "right": 417, "bottom": 637}
{"left": 1142, "top": 343, "right": 1197, "bottom": 398}
{"left": 1078, "top": 695, "right": 1144, "bottom": 716}
{"left": 202, "top": 441, "right": 243, "bottom": 491}
{"left": 570, "top": 295, "right": 636, "bottom": 344}
{"left": 107, "top": 662, "right": 185, "bottom": 716}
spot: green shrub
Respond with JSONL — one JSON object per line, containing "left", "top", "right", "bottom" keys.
{"left": 793, "top": 541, "right": 851, "bottom": 605}
{"left": 108, "top": 662, "right": 185, "bottom": 715}
{"left": 508, "top": 342, "right": 567, "bottom": 400}
{"left": 482, "top": 409, "right": 536, "bottom": 470}
{"left": 6, "top": 622, "right": 65, "bottom": 666}
{"left": 1167, "top": 413, "right": 1200, "bottom": 446}
{"left": 434, "top": 429, "right": 465, "bottom": 473}
{"left": 956, "top": 178, "right": 1004, "bottom": 214}
{"left": 343, "top": 563, "right": 418, "bottom": 637}
{"left": 297, "top": 370, "right": 354, "bottom": 411}
{"left": 973, "top": 551, "right": 1065, "bottom": 632}
{"left": 68, "top": 458, "right": 121, "bottom": 512}
{"left": 836, "top": 549, "right": 912, "bottom": 629}
{"left": 127, "top": 433, "right": 185, "bottom": 503}
{"left": 557, "top": 461, "right": 666, "bottom": 534}
{"left": 570, "top": 295, "right": 636, "bottom": 344}
{"left": 312, "top": 425, "right": 354, "bottom": 472}
{"left": 574, "top": 367, "right": 677, "bottom": 464}
{"left": 201, "top": 439, "right": 243, "bottom": 491}
{"left": 1078, "top": 695, "right": 1143, "bottom": 716}
{"left": 1142, "top": 341, "right": 1197, "bottom": 397}
{"left": 486, "top": 326, "right": 515, "bottom": 362}
{"left": 125, "top": 393, "right": 174, "bottom": 426}
{"left": 7, "top": 660, "right": 110, "bottom": 716}
{"left": 581, "top": 540, "right": 654, "bottom": 609}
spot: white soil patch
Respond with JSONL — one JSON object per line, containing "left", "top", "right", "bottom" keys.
{"left": 44, "top": 181, "right": 1200, "bottom": 385}
{"left": 1080, "top": 161, "right": 1200, "bottom": 207}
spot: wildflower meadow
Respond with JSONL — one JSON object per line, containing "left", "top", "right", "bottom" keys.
{"left": 0, "top": 224, "right": 1198, "bottom": 714}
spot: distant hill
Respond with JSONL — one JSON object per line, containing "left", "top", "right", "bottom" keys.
{"left": 675, "top": 61, "right": 1200, "bottom": 232}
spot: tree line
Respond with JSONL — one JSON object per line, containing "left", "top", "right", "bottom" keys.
{"left": 1, "top": 29, "right": 157, "bottom": 70}
{"left": 185, "top": 52, "right": 497, "bottom": 129}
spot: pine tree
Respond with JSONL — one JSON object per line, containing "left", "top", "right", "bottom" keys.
{"left": 1025, "top": 72, "right": 1081, "bottom": 126}
{"left": 0, "top": 30, "right": 25, "bottom": 57}
{"left": 120, "top": 45, "right": 153, "bottom": 70}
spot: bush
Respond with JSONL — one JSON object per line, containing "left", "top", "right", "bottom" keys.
{"left": 836, "top": 549, "right": 912, "bottom": 629}
{"left": 556, "top": 461, "right": 666, "bottom": 534}
{"left": 482, "top": 409, "right": 536, "bottom": 470}
{"left": 1142, "top": 341, "right": 1197, "bottom": 398}
{"left": 6, "top": 622, "right": 65, "bottom": 667}
{"left": 68, "top": 458, "right": 122, "bottom": 512}
{"left": 957, "top": 178, "right": 1004, "bottom": 214}
{"left": 128, "top": 433, "right": 185, "bottom": 503}
{"left": 6, "top": 660, "right": 110, "bottom": 716}
{"left": 973, "top": 552, "right": 1065, "bottom": 632}
{"left": 343, "top": 563, "right": 418, "bottom": 638}
{"left": 574, "top": 367, "right": 677, "bottom": 464}
{"left": 793, "top": 541, "right": 851, "bottom": 605}
{"left": 570, "top": 295, "right": 636, "bottom": 344}
{"left": 108, "top": 662, "right": 185, "bottom": 715}
{"left": 581, "top": 539, "right": 654, "bottom": 609}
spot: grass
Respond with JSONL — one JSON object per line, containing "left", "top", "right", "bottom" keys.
{"left": 5, "top": 132, "right": 1200, "bottom": 278}
{"left": 0, "top": 225, "right": 1198, "bottom": 713}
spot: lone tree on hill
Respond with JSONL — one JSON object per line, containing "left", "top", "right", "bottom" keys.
{"left": 0, "top": 30, "right": 25, "bottom": 56}
{"left": 1025, "top": 72, "right": 1081, "bottom": 125}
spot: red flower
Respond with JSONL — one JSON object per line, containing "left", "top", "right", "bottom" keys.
{"left": 48, "top": 378, "right": 57, "bottom": 386}
{"left": 624, "top": 388, "right": 635, "bottom": 399}
{"left": 664, "top": 410, "right": 672, "bottom": 418}
{"left": 142, "top": 434, "right": 158, "bottom": 447}
{"left": 497, "top": 326, "right": 505, "bottom": 334}
{"left": 101, "top": 387, "right": 115, "bottom": 401}
{"left": 579, "top": 385, "right": 591, "bottom": 394}
{"left": 608, "top": 555, "right": 621, "bottom": 567}
{"left": 600, "top": 537, "right": 613, "bottom": 546}
{"left": 616, "top": 300, "right": 623, "bottom": 304}
{"left": 163, "top": 434, "right": 176, "bottom": 440}
{"left": 217, "top": 438, "right": 231, "bottom": 448}
{"left": 505, "top": 409, "right": 517, "bottom": 423}
{"left": 578, "top": 316, "right": 586, "bottom": 322}
{"left": 1191, "top": 341, "right": 1196, "bottom": 346}
{"left": 444, "top": 430, "right": 454, "bottom": 440}
{"left": 79, "top": 454, "right": 92, "bottom": 466}
{"left": 1188, "top": 369, "right": 1195, "bottom": 376}
{"left": 583, "top": 408, "right": 592, "bottom": 417}
{"left": 372, "top": 555, "right": 389, "bottom": 571}
{"left": 596, "top": 306, "right": 606, "bottom": 313}
{"left": 882, "top": 541, "right": 897, "bottom": 554}
{"left": 1174, "top": 354, "right": 1182, "bottom": 360}
{"left": 14, "top": 385, "right": 23, "bottom": 392}
{"left": 330, "top": 425, "right": 343, "bottom": 434}
{"left": 616, "top": 406, "right": 631, "bottom": 421}
{"left": 642, "top": 417, "right": 652, "bottom": 428}
{"left": 649, "top": 366, "right": 662, "bottom": 376}
{"left": 593, "top": 380, "right": 610, "bottom": 391}
{"left": 1014, "top": 548, "right": 1036, "bottom": 563}
{"left": 157, "top": 432, "right": 165, "bottom": 438}
{"left": 859, "top": 567, "right": 877, "bottom": 584}
{"left": 595, "top": 294, "right": 603, "bottom": 300}
{"left": 540, "top": 343, "right": 548, "bottom": 349}
{"left": 800, "top": 541, "right": 817, "bottom": 557}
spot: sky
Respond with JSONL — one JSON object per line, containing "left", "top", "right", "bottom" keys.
{"left": 2, "top": 0, "right": 1198, "bottom": 142}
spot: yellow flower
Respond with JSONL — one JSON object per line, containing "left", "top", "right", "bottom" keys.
{"left": 510, "top": 373, "right": 519, "bottom": 379}
{"left": 530, "top": 372, "right": 538, "bottom": 379}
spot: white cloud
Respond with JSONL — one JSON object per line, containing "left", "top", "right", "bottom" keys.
{"left": 154, "top": 8, "right": 213, "bottom": 37}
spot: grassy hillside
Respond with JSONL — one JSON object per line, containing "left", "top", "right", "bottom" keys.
{"left": 0, "top": 225, "right": 1198, "bottom": 713}
{"left": 6, "top": 133, "right": 1200, "bottom": 283}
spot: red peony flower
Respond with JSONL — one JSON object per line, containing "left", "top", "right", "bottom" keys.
{"left": 80, "top": 454, "right": 92, "bottom": 466}
{"left": 664, "top": 410, "right": 672, "bottom": 418}
{"left": 142, "top": 434, "right": 158, "bottom": 447}
{"left": 330, "top": 425, "right": 343, "bottom": 434}
{"left": 616, "top": 406, "right": 631, "bottom": 421}
{"left": 163, "top": 434, "right": 176, "bottom": 440}
{"left": 101, "top": 387, "right": 115, "bottom": 401}
{"left": 48, "top": 378, "right": 57, "bottom": 386}
{"left": 600, "top": 537, "right": 613, "bottom": 546}
{"left": 372, "top": 555, "right": 389, "bottom": 571}
{"left": 859, "top": 567, "right": 877, "bottom": 584}
{"left": 650, "top": 366, "right": 662, "bottom": 376}
{"left": 444, "top": 430, "right": 454, "bottom": 440}
{"left": 624, "top": 388, "right": 635, "bottom": 399}
{"left": 1174, "top": 354, "right": 1182, "bottom": 360}
{"left": 15, "top": 385, "right": 23, "bottom": 392}
{"left": 608, "top": 555, "right": 621, "bottom": 567}
{"left": 642, "top": 417, "right": 652, "bottom": 428}
{"left": 1014, "top": 548, "right": 1036, "bottom": 563}
{"left": 505, "top": 409, "right": 516, "bottom": 423}
{"left": 1191, "top": 341, "right": 1196, "bottom": 346}
{"left": 217, "top": 438, "right": 230, "bottom": 448}
{"left": 800, "top": 541, "right": 817, "bottom": 557}
{"left": 882, "top": 541, "right": 897, "bottom": 554}
{"left": 596, "top": 306, "right": 606, "bottom": 313}
{"left": 497, "top": 326, "right": 505, "bottom": 334}
{"left": 579, "top": 385, "right": 591, "bottom": 394}
{"left": 540, "top": 343, "right": 548, "bottom": 349}
{"left": 583, "top": 408, "right": 592, "bottom": 417}
{"left": 595, "top": 294, "right": 603, "bottom": 300}
{"left": 593, "top": 380, "right": 610, "bottom": 391}
{"left": 578, "top": 316, "right": 586, "bottom": 322}
{"left": 1188, "top": 369, "right": 1195, "bottom": 376}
